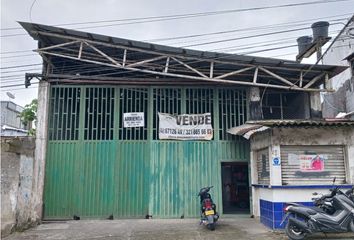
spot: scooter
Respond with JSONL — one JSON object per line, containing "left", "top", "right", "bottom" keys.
{"left": 282, "top": 186, "right": 354, "bottom": 240}
{"left": 198, "top": 186, "right": 219, "bottom": 230}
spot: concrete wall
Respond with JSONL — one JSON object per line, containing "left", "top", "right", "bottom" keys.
{"left": 322, "top": 19, "right": 354, "bottom": 118}
{"left": 250, "top": 126, "right": 354, "bottom": 227}
{"left": 322, "top": 20, "right": 354, "bottom": 89}
{"left": 1, "top": 137, "right": 38, "bottom": 237}
{"left": 0, "top": 101, "right": 25, "bottom": 129}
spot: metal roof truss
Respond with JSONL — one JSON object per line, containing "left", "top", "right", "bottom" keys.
{"left": 34, "top": 31, "right": 332, "bottom": 92}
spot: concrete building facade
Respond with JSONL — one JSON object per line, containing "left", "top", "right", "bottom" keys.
{"left": 322, "top": 16, "right": 354, "bottom": 119}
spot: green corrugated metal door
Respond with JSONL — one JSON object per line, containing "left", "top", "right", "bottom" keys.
{"left": 44, "top": 86, "right": 249, "bottom": 219}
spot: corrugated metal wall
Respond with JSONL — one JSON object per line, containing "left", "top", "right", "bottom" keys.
{"left": 281, "top": 145, "right": 346, "bottom": 185}
{"left": 44, "top": 85, "right": 249, "bottom": 219}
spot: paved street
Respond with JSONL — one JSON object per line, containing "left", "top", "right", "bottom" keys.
{"left": 4, "top": 217, "right": 354, "bottom": 240}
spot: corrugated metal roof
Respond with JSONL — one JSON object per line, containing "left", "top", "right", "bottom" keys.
{"left": 246, "top": 119, "right": 354, "bottom": 127}
{"left": 228, "top": 119, "right": 354, "bottom": 138}
{"left": 18, "top": 21, "right": 347, "bottom": 80}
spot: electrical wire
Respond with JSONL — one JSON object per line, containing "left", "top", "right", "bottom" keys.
{"left": 29, "top": 0, "right": 38, "bottom": 23}
{"left": 0, "top": 82, "right": 39, "bottom": 89}
{"left": 0, "top": 14, "right": 350, "bottom": 56}
{"left": 1, "top": 0, "right": 353, "bottom": 36}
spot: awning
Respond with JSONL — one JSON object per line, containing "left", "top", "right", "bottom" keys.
{"left": 227, "top": 124, "right": 269, "bottom": 139}
{"left": 227, "top": 119, "right": 354, "bottom": 139}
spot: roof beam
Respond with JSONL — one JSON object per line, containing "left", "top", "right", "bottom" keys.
{"left": 304, "top": 72, "right": 326, "bottom": 88}
{"left": 36, "top": 49, "right": 330, "bottom": 92}
{"left": 253, "top": 67, "right": 258, "bottom": 83}
{"left": 126, "top": 56, "right": 166, "bottom": 68}
{"left": 37, "top": 40, "right": 80, "bottom": 51}
{"left": 259, "top": 66, "right": 298, "bottom": 87}
{"left": 215, "top": 66, "right": 254, "bottom": 79}
{"left": 32, "top": 30, "right": 326, "bottom": 74}
{"left": 84, "top": 41, "right": 121, "bottom": 66}
{"left": 210, "top": 62, "right": 214, "bottom": 78}
{"left": 171, "top": 57, "right": 208, "bottom": 78}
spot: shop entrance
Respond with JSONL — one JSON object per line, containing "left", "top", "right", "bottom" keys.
{"left": 221, "top": 162, "right": 250, "bottom": 214}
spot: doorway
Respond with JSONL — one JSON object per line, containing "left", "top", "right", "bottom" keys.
{"left": 221, "top": 162, "right": 250, "bottom": 214}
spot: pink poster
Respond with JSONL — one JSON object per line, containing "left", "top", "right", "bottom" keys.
{"left": 299, "top": 155, "right": 325, "bottom": 172}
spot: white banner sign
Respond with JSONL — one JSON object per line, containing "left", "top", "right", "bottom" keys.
{"left": 123, "top": 112, "right": 144, "bottom": 127}
{"left": 158, "top": 112, "right": 213, "bottom": 140}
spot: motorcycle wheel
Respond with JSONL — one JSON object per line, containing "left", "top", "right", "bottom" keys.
{"left": 207, "top": 223, "right": 215, "bottom": 231}
{"left": 285, "top": 222, "right": 307, "bottom": 240}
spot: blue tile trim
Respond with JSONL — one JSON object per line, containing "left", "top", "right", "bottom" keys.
{"left": 253, "top": 184, "right": 353, "bottom": 189}
{"left": 259, "top": 199, "right": 314, "bottom": 229}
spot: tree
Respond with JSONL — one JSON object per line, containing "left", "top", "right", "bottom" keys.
{"left": 19, "top": 99, "right": 38, "bottom": 136}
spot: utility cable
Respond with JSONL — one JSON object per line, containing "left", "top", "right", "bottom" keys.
{"left": 1, "top": 0, "right": 353, "bottom": 36}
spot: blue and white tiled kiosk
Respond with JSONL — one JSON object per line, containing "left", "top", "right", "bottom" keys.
{"left": 233, "top": 120, "right": 354, "bottom": 229}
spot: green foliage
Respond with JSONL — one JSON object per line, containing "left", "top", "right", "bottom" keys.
{"left": 19, "top": 99, "right": 38, "bottom": 136}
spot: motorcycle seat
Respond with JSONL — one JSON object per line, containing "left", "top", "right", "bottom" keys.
{"left": 305, "top": 208, "right": 320, "bottom": 215}
{"left": 308, "top": 206, "right": 326, "bottom": 214}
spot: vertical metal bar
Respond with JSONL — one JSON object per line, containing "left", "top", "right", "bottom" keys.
{"left": 210, "top": 62, "right": 214, "bottom": 78}
{"left": 237, "top": 90, "right": 241, "bottom": 126}
{"left": 243, "top": 90, "right": 247, "bottom": 123}
{"left": 228, "top": 90, "right": 232, "bottom": 140}
{"left": 129, "top": 89, "right": 133, "bottom": 140}
{"left": 71, "top": 88, "right": 76, "bottom": 140}
{"left": 93, "top": 88, "right": 98, "bottom": 140}
{"left": 78, "top": 42, "right": 83, "bottom": 59}
{"left": 66, "top": 88, "right": 71, "bottom": 140}
{"left": 232, "top": 90, "right": 236, "bottom": 127}
{"left": 280, "top": 93, "right": 283, "bottom": 120}
{"left": 101, "top": 88, "right": 104, "bottom": 140}
{"left": 90, "top": 88, "right": 94, "bottom": 140}
{"left": 148, "top": 87, "right": 153, "bottom": 141}
{"left": 105, "top": 88, "right": 109, "bottom": 140}
{"left": 122, "top": 49, "right": 127, "bottom": 67}
{"left": 253, "top": 67, "right": 259, "bottom": 83}
{"left": 164, "top": 57, "right": 170, "bottom": 73}
{"left": 213, "top": 87, "right": 219, "bottom": 141}
{"left": 181, "top": 87, "right": 186, "bottom": 114}
{"left": 79, "top": 86, "right": 86, "bottom": 141}
{"left": 133, "top": 88, "right": 141, "bottom": 140}
{"left": 134, "top": 89, "right": 138, "bottom": 140}
{"left": 60, "top": 88, "right": 65, "bottom": 140}
{"left": 53, "top": 87, "right": 57, "bottom": 140}
{"left": 164, "top": 89, "right": 167, "bottom": 114}
{"left": 114, "top": 87, "right": 120, "bottom": 140}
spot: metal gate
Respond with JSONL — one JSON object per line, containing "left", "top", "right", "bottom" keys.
{"left": 44, "top": 85, "right": 249, "bottom": 219}
{"left": 281, "top": 145, "right": 346, "bottom": 185}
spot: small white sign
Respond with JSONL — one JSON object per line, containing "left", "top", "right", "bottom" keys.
{"left": 123, "top": 112, "right": 144, "bottom": 128}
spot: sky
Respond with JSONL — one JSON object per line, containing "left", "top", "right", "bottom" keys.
{"left": 1, "top": 0, "right": 354, "bottom": 107}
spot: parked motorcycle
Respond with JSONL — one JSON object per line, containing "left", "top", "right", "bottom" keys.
{"left": 198, "top": 186, "right": 219, "bottom": 230}
{"left": 282, "top": 185, "right": 354, "bottom": 240}
{"left": 311, "top": 191, "right": 336, "bottom": 215}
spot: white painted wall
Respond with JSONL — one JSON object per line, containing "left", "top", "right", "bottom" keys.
{"left": 323, "top": 21, "right": 354, "bottom": 90}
